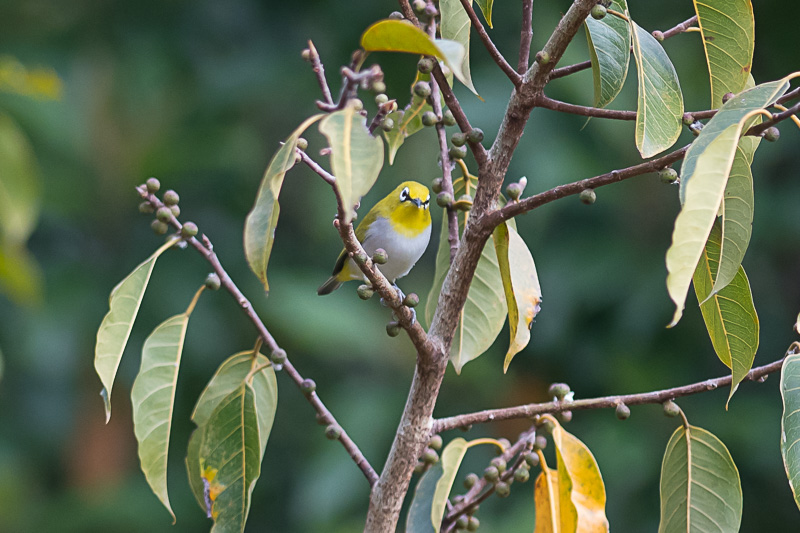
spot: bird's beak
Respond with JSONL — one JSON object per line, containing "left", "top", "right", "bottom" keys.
{"left": 411, "top": 198, "right": 422, "bottom": 208}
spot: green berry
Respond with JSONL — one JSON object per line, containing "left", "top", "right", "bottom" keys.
{"left": 579, "top": 188, "right": 596, "bottom": 205}
{"left": 558, "top": 410, "right": 573, "bottom": 423}
{"left": 156, "top": 206, "right": 172, "bottom": 222}
{"left": 490, "top": 457, "right": 506, "bottom": 473}
{"left": 483, "top": 465, "right": 500, "bottom": 483}
{"left": 180, "top": 222, "right": 198, "bottom": 238}
{"left": 436, "top": 191, "right": 454, "bottom": 208}
{"left": 386, "top": 321, "right": 401, "bottom": 337}
{"left": 388, "top": 11, "right": 404, "bottom": 20}
{"left": 373, "top": 248, "right": 388, "bottom": 264}
{"left": 722, "top": 92, "right": 735, "bottom": 104}
{"left": 764, "top": 126, "right": 780, "bottom": 142}
{"left": 591, "top": 4, "right": 607, "bottom": 19}
{"left": 663, "top": 400, "right": 681, "bottom": 418}
{"left": 357, "top": 284, "right": 374, "bottom": 300}
{"left": 353, "top": 252, "right": 368, "bottom": 266}
{"left": 548, "top": 382, "right": 570, "bottom": 399}
{"left": 151, "top": 219, "right": 168, "bottom": 235}
{"left": 428, "top": 434, "right": 443, "bottom": 450}
{"left": 417, "top": 58, "right": 434, "bottom": 74}
{"left": 404, "top": 293, "right": 420, "bottom": 308}
{"left": 495, "top": 482, "right": 510, "bottom": 498}
{"left": 514, "top": 467, "right": 530, "bottom": 483}
{"left": 375, "top": 94, "right": 389, "bottom": 106}
{"left": 533, "top": 435, "right": 548, "bottom": 451}
{"left": 467, "top": 516, "right": 480, "bottom": 531}
{"left": 538, "top": 418, "right": 556, "bottom": 434}
{"left": 350, "top": 98, "right": 364, "bottom": 111}
{"left": 682, "top": 113, "right": 695, "bottom": 126}
{"left": 270, "top": 348, "right": 287, "bottom": 365}
{"left": 659, "top": 167, "right": 679, "bottom": 184}
{"left": 163, "top": 190, "right": 180, "bottom": 206}
{"left": 381, "top": 117, "right": 395, "bottom": 132}
{"left": 145, "top": 177, "right": 161, "bottom": 193}
{"left": 442, "top": 109, "right": 456, "bottom": 127}
{"left": 371, "top": 80, "right": 387, "bottom": 94}
{"left": 615, "top": 403, "right": 631, "bottom": 420}
{"left": 169, "top": 204, "right": 181, "bottom": 217}
{"left": 464, "top": 472, "right": 479, "bottom": 489}
{"left": 505, "top": 183, "right": 522, "bottom": 201}
{"left": 535, "top": 51, "right": 550, "bottom": 65}
{"left": 325, "top": 424, "right": 342, "bottom": 440}
{"left": 449, "top": 145, "right": 467, "bottom": 160}
{"left": 296, "top": 137, "right": 309, "bottom": 150}
{"left": 301, "top": 49, "right": 311, "bottom": 62}
{"left": 301, "top": 378, "right": 316, "bottom": 396}
{"left": 466, "top": 128, "right": 484, "bottom": 143}
{"left": 431, "top": 177, "right": 444, "bottom": 194}
{"left": 422, "top": 111, "right": 438, "bottom": 127}
{"left": 422, "top": 448, "right": 439, "bottom": 464}
{"left": 456, "top": 515, "right": 470, "bottom": 530}
{"left": 451, "top": 132, "right": 467, "bottom": 147}
{"left": 413, "top": 0, "right": 426, "bottom": 14}
{"left": 414, "top": 81, "right": 432, "bottom": 98}
{"left": 204, "top": 273, "right": 221, "bottom": 291}
{"left": 139, "top": 201, "right": 155, "bottom": 214}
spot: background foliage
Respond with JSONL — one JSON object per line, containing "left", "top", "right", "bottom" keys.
{"left": 0, "top": 0, "right": 799, "bottom": 531}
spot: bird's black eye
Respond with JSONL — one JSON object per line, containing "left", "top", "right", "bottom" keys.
{"left": 399, "top": 187, "right": 409, "bottom": 202}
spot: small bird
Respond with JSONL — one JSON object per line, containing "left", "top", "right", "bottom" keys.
{"left": 318, "top": 181, "right": 432, "bottom": 296}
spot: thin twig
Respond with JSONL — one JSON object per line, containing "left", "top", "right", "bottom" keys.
{"left": 135, "top": 186, "right": 379, "bottom": 486}
{"left": 307, "top": 40, "right": 334, "bottom": 106}
{"left": 537, "top": 94, "right": 636, "bottom": 120}
{"left": 548, "top": 60, "right": 592, "bottom": 80}
{"left": 457, "top": 0, "right": 522, "bottom": 86}
{"left": 747, "top": 100, "right": 800, "bottom": 137}
{"left": 656, "top": 15, "right": 699, "bottom": 41}
{"left": 517, "top": 0, "right": 534, "bottom": 74}
{"left": 433, "top": 355, "right": 787, "bottom": 433}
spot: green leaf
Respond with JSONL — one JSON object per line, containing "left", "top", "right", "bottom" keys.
{"left": 504, "top": 225, "right": 541, "bottom": 372}
{"left": 439, "top": 0, "right": 479, "bottom": 95}
{"left": 426, "top": 188, "right": 506, "bottom": 373}
{"left": 694, "top": 0, "right": 754, "bottom": 108}
{"left": 0, "top": 241, "right": 43, "bottom": 306}
{"left": 94, "top": 239, "right": 176, "bottom": 422}
{"left": 431, "top": 438, "right": 471, "bottom": 532}
{"left": 693, "top": 221, "right": 758, "bottom": 406}
{"left": 475, "top": 0, "right": 493, "bottom": 27}
{"left": 319, "top": 105, "right": 384, "bottom": 224}
{"left": 244, "top": 114, "right": 324, "bottom": 294}
{"left": 552, "top": 425, "right": 609, "bottom": 532}
{"left": 383, "top": 97, "right": 433, "bottom": 165}
{"left": 628, "top": 16, "right": 684, "bottom": 158}
{"left": 131, "top": 289, "right": 203, "bottom": 521}
{"left": 659, "top": 425, "right": 742, "bottom": 533}
{"left": 187, "top": 351, "right": 277, "bottom": 511}
{"left": 405, "top": 463, "right": 442, "bottom": 533}
{"left": 0, "top": 112, "right": 40, "bottom": 246}
{"left": 680, "top": 75, "right": 794, "bottom": 202}
{"left": 585, "top": 0, "right": 631, "bottom": 109}
{"left": 195, "top": 383, "right": 261, "bottom": 533}
{"left": 780, "top": 352, "right": 800, "bottom": 511}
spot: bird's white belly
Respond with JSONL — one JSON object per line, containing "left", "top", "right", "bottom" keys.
{"left": 349, "top": 216, "right": 431, "bottom": 283}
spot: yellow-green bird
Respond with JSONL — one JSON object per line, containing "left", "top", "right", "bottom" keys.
{"left": 318, "top": 181, "right": 432, "bottom": 295}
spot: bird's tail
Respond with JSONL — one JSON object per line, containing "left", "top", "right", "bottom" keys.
{"left": 317, "top": 276, "right": 342, "bottom": 295}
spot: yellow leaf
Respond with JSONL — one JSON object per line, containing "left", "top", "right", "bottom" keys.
{"left": 534, "top": 468, "right": 561, "bottom": 533}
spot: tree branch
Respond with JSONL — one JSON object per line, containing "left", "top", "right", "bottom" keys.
{"left": 548, "top": 60, "right": 592, "bottom": 80}
{"left": 306, "top": 40, "right": 334, "bottom": 106}
{"left": 537, "top": 94, "right": 636, "bottom": 120}
{"left": 518, "top": 0, "right": 534, "bottom": 74}
{"left": 433, "top": 354, "right": 787, "bottom": 433}
{"left": 135, "top": 185, "right": 379, "bottom": 486}
{"left": 457, "top": 0, "right": 522, "bottom": 86}
{"left": 653, "top": 15, "right": 698, "bottom": 41}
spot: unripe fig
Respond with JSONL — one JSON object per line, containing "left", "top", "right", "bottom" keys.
{"left": 451, "top": 132, "right": 467, "bottom": 147}
{"left": 381, "top": 117, "right": 395, "bottom": 132}
{"left": 549, "top": 382, "right": 570, "bottom": 399}
{"left": 449, "top": 145, "right": 467, "bottom": 160}
{"left": 414, "top": 81, "right": 432, "bottom": 98}
{"left": 437, "top": 191, "right": 454, "bottom": 207}
{"left": 204, "top": 273, "right": 221, "bottom": 291}
{"left": 373, "top": 248, "right": 388, "bottom": 264}
{"left": 483, "top": 465, "right": 500, "bottom": 482}
{"left": 591, "top": 4, "right": 607, "bottom": 19}
{"left": 506, "top": 183, "right": 522, "bottom": 201}
{"left": 495, "top": 481, "right": 510, "bottom": 498}
{"left": 764, "top": 126, "right": 780, "bottom": 142}
{"left": 301, "top": 378, "right": 316, "bottom": 396}
{"left": 325, "top": 424, "right": 342, "bottom": 440}
{"left": 431, "top": 177, "right": 444, "bottom": 194}
{"left": 615, "top": 403, "right": 631, "bottom": 420}
{"left": 404, "top": 292, "right": 420, "bottom": 308}
{"left": 456, "top": 515, "right": 469, "bottom": 530}
{"left": 558, "top": 410, "right": 573, "bottom": 423}
{"left": 722, "top": 92, "right": 735, "bottom": 104}
{"left": 466, "top": 128, "right": 484, "bottom": 143}
{"left": 464, "top": 472, "right": 479, "bottom": 489}
{"left": 371, "top": 81, "right": 387, "bottom": 94}
{"left": 467, "top": 516, "right": 480, "bottom": 531}
{"left": 412, "top": 0, "right": 426, "bottom": 14}
{"left": 659, "top": 167, "right": 679, "bottom": 184}
{"left": 357, "top": 284, "right": 374, "bottom": 300}
{"left": 353, "top": 252, "right": 368, "bottom": 266}
{"left": 417, "top": 58, "right": 434, "bottom": 74}
{"left": 151, "top": 219, "right": 168, "bottom": 235}
{"left": 301, "top": 49, "right": 311, "bottom": 61}
{"left": 535, "top": 51, "right": 550, "bottom": 65}
{"left": 579, "top": 188, "right": 596, "bottom": 204}
{"left": 350, "top": 98, "right": 364, "bottom": 111}
{"left": 170, "top": 204, "right": 181, "bottom": 217}
{"left": 523, "top": 451, "right": 540, "bottom": 467}
{"left": 534, "top": 435, "right": 548, "bottom": 451}
{"left": 270, "top": 348, "right": 287, "bottom": 365}
{"left": 296, "top": 137, "right": 309, "bottom": 150}
{"left": 514, "top": 467, "right": 530, "bottom": 483}
{"left": 490, "top": 457, "right": 506, "bottom": 473}
{"left": 163, "top": 189, "right": 180, "bottom": 206}
{"left": 375, "top": 93, "right": 389, "bottom": 105}
{"left": 146, "top": 177, "right": 161, "bottom": 193}
{"left": 156, "top": 206, "right": 172, "bottom": 222}
{"left": 442, "top": 109, "right": 457, "bottom": 127}
{"left": 663, "top": 400, "right": 681, "bottom": 417}
{"left": 428, "top": 434, "right": 443, "bottom": 450}
{"left": 422, "top": 110, "right": 438, "bottom": 127}
{"left": 386, "top": 321, "right": 401, "bottom": 337}
{"left": 180, "top": 222, "right": 198, "bottom": 238}
{"left": 139, "top": 201, "right": 155, "bottom": 214}
{"left": 422, "top": 448, "right": 439, "bottom": 464}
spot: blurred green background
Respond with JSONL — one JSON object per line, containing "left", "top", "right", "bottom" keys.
{"left": 1, "top": 0, "right": 799, "bottom": 531}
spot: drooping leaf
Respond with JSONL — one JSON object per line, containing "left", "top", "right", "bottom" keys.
{"left": 319, "top": 105, "right": 384, "bottom": 224}
{"left": 552, "top": 425, "right": 609, "bottom": 533}
{"left": 503, "top": 225, "right": 541, "bottom": 372}
{"left": 384, "top": 94, "right": 433, "bottom": 165}
{"left": 244, "top": 114, "right": 324, "bottom": 294}
{"left": 405, "top": 463, "right": 442, "bottom": 533}
{"left": 693, "top": 221, "right": 758, "bottom": 405}
{"left": 439, "top": 0, "right": 479, "bottom": 95}
{"left": 694, "top": 0, "right": 754, "bottom": 108}
{"left": 493, "top": 223, "right": 518, "bottom": 362}
{"left": 94, "top": 239, "right": 176, "bottom": 422}
{"left": 195, "top": 383, "right": 261, "bottom": 533}
{"left": 0, "top": 112, "right": 40, "bottom": 245}
{"left": 780, "top": 352, "right": 800, "bottom": 511}
{"left": 533, "top": 468, "right": 561, "bottom": 533}
{"left": 585, "top": 0, "right": 631, "bottom": 109}
{"left": 475, "top": 0, "right": 493, "bottom": 27}
{"left": 0, "top": 241, "right": 43, "bottom": 306}
{"left": 431, "top": 438, "right": 470, "bottom": 532}
{"left": 659, "top": 425, "right": 742, "bottom": 533}
{"left": 131, "top": 288, "right": 203, "bottom": 520}
{"left": 187, "top": 351, "right": 277, "bottom": 510}
{"left": 628, "top": 16, "right": 684, "bottom": 158}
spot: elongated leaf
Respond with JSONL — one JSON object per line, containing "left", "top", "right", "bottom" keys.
{"left": 666, "top": 124, "right": 741, "bottom": 326}
{"left": 552, "top": 425, "right": 609, "bottom": 532}
{"left": 629, "top": 17, "right": 683, "bottom": 158}
{"left": 405, "top": 463, "right": 442, "bottom": 533}
{"left": 431, "top": 438, "right": 470, "bottom": 532}
{"left": 131, "top": 288, "right": 203, "bottom": 520}
{"left": 493, "top": 223, "right": 518, "bottom": 362}
{"left": 0, "top": 112, "right": 40, "bottom": 245}
{"left": 195, "top": 383, "right": 261, "bottom": 532}
{"left": 534, "top": 468, "right": 561, "bottom": 533}
{"left": 585, "top": 0, "right": 631, "bottom": 109}
{"left": 780, "top": 353, "right": 800, "bottom": 511}
{"left": 475, "top": 0, "right": 493, "bottom": 27}
{"left": 440, "top": 0, "right": 479, "bottom": 95}
{"left": 659, "top": 425, "right": 742, "bottom": 533}
{"left": 319, "top": 105, "right": 384, "bottom": 224}
{"left": 694, "top": 0, "right": 754, "bottom": 108}
{"left": 693, "top": 221, "right": 758, "bottom": 405}
{"left": 244, "top": 114, "right": 324, "bottom": 294}
{"left": 0, "top": 241, "right": 43, "bottom": 306}
{"left": 187, "top": 351, "right": 278, "bottom": 510}
{"left": 680, "top": 75, "right": 795, "bottom": 201}
{"left": 504, "top": 226, "right": 541, "bottom": 372}
{"left": 94, "top": 239, "right": 176, "bottom": 422}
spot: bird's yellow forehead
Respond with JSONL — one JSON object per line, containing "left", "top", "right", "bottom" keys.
{"left": 395, "top": 181, "right": 430, "bottom": 201}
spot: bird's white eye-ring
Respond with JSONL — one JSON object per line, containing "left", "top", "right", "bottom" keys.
{"left": 399, "top": 187, "right": 410, "bottom": 202}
